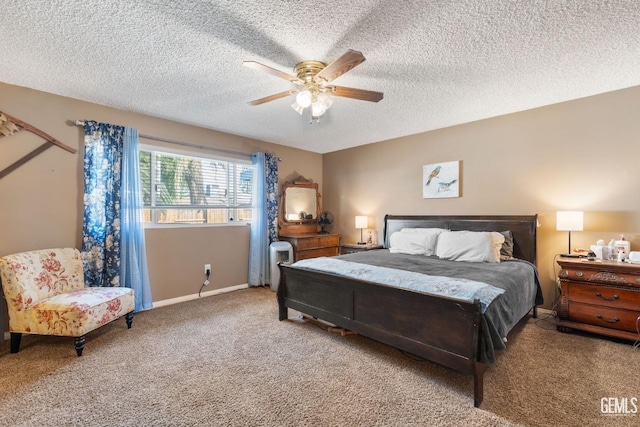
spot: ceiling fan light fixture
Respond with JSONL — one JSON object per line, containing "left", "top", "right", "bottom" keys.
{"left": 295, "top": 90, "right": 312, "bottom": 108}
{"left": 311, "top": 102, "right": 326, "bottom": 118}
{"left": 317, "top": 91, "right": 333, "bottom": 109}
{"left": 291, "top": 102, "right": 304, "bottom": 115}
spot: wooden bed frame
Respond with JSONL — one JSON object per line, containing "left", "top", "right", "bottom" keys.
{"left": 277, "top": 214, "right": 538, "bottom": 407}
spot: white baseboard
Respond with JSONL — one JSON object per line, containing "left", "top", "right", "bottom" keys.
{"left": 2, "top": 284, "right": 250, "bottom": 341}
{"left": 150, "top": 283, "right": 249, "bottom": 309}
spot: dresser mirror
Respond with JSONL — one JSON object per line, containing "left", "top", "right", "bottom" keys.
{"left": 279, "top": 176, "right": 320, "bottom": 235}
{"left": 284, "top": 187, "right": 317, "bottom": 221}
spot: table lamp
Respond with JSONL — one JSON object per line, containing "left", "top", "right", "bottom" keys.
{"left": 355, "top": 216, "right": 368, "bottom": 245}
{"left": 556, "top": 211, "right": 583, "bottom": 257}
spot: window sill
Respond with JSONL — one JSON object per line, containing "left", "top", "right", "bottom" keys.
{"left": 143, "top": 221, "right": 250, "bottom": 230}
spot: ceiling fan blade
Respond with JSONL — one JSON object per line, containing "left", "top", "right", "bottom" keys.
{"left": 243, "top": 61, "right": 302, "bottom": 84}
{"left": 314, "top": 50, "right": 366, "bottom": 84}
{"left": 332, "top": 86, "right": 383, "bottom": 102}
{"left": 247, "top": 90, "right": 297, "bottom": 106}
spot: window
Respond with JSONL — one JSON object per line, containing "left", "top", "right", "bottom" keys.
{"left": 139, "top": 147, "right": 253, "bottom": 225}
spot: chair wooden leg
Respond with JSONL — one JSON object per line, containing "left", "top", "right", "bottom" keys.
{"left": 10, "top": 332, "right": 22, "bottom": 353}
{"left": 125, "top": 311, "right": 134, "bottom": 329}
{"left": 75, "top": 336, "right": 86, "bottom": 357}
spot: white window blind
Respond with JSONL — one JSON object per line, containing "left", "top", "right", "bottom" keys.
{"left": 139, "top": 148, "right": 253, "bottom": 225}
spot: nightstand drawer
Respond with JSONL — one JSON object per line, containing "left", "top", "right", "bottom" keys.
{"left": 567, "top": 283, "right": 640, "bottom": 311}
{"left": 560, "top": 267, "right": 640, "bottom": 288}
{"left": 568, "top": 302, "right": 640, "bottom": 333}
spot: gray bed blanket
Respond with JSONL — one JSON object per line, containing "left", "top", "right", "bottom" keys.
{"left": 335, "top": 250, "right": 543, "bottom": 363}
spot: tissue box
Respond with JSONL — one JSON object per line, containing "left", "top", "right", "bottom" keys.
{"left": 590, "top": 245, "right": 611, "bottom": 260}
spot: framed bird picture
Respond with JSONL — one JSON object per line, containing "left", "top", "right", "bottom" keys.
{"left": 423, "top": 160, "right": 460, "bottom": 198}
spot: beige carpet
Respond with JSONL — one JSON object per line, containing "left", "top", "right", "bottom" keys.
{"left": 1, "top": 287, "right": 638, "bottom": 427}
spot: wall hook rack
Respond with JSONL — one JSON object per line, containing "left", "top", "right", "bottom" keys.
{"left": 0, "top": 111, "right": 77, "bottom": 180}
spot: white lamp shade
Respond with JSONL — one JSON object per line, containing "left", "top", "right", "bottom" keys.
{"left": 317, "top": 91, "right": 333, "bottom": 109}
{"left": 295, "top": 90, "right": 312, "bottom": 108}
{"left": 556, "top": 211, "right": 584, "bottom": 231}
{"left": 290, "top": 102, "right": 304, "bottom": 115}
{"left": 355, "top": 216, "right": 368, "bottom": 229}
{"left": 311, "top": 101, "right": 326, "bottom": 118}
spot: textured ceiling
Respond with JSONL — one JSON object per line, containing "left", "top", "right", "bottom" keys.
{"left": 1, "top": 1, "right": 639, "bottom": 154}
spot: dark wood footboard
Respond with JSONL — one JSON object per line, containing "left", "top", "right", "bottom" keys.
{"left": 277, "top": 264, "right": 487, "bottom": 407}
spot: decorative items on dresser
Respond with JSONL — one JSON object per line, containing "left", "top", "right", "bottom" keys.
{"left": 277, "top": 175, "right": 339, "bottom": 261}
{"left": 556, "top": 257, "right": 640, "bottom": 342}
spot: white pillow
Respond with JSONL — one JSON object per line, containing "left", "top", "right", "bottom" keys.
{"left": 436, "top": 231, "right": 505, "bottom": 263}
{"left": 389, "top": 232, "right": 428, "bottom": 255}
{"left": 399, "top": 228, "right": 445, "bottom": 255}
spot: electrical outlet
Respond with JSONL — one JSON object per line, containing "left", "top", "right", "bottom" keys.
{"left": 204, "top": 264, "right": 211, "bottom": 275}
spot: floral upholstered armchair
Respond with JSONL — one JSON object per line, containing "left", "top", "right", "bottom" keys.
{"left": 0, "top": 248, "right": 135, "bottom": 356}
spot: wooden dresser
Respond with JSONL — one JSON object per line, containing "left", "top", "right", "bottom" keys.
{"left": 278, "top": 233, "right": 340, "bottom": 261}
{"left": 556, "top": 257, "right": 640, "bottom": 341}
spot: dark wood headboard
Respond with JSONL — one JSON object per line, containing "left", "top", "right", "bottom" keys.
{"left": 383, "top": 214, "right": 538, "bottom": 265}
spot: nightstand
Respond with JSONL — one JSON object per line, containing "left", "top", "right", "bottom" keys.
{"left": 340, "top": 243, "right": 384, "bottom": 255}
{"left": 556, "top": 257, "right": 640, "bottom": 341}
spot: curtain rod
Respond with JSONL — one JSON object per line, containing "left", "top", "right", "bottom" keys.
{"left": 73, "top": 120, "right": 267, "bottom": 159}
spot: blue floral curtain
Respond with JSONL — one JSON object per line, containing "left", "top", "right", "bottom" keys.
{"left": 248, "top": 152, "right": 278, "bottom": 286}
{"left": 82, "top": 122, "right": 122, "bottom": 287}
{"left": 82, "top": 121, "right": 153, "bottom": 311}
{"left": 265, "top": 154, "right": 279, "bottom": 244}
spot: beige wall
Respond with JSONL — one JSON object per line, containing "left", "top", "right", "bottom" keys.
{"left": 323, "top": 85, "right": 640, "bottom": 310}
{"left": 0, "top": 82, "right": 322, "bottom": 331}
{"left": 3, "top": 80, "right": 640, "bottom": 327}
